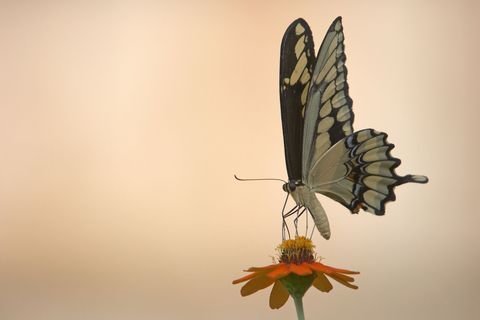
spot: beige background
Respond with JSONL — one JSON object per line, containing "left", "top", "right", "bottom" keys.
{"left": 0, "top": 0, "right": 479, "bottom": 319}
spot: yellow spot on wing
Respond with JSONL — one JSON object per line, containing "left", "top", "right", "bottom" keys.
{"left": 363, "top": 146, "right": 389, "bottom": 162}
{"left": 290, "top": 52, "right": 307, "bottom": 85}
{"left": 342, "top": 122, "right": 352, "bottom": 135}
{"left": 299, "top": 68, "right": 310, "bottom": 85}
{"left": 295, "top": 23, "right": 305, "bottom": 35}
{"left": 336, "top": 105, "right": 351, "bottom": 122}
{"left": 320, "top": 101, "right": 332, "bottom": 118}
{"left": 321, "top": 81, "right": 336, "bottom": 103}
{"left": 317, "top": 116, "right": 334, "bottom": 133}
{"left": 356, "top": 130, "right": 373, "bottom": 142}
{"left": 363, "top": 190, "right": 384, "bottom": 210}
{"left": 301, "top": 85, "right": 309, "bottom": 105}
{"left": 295, "top": 35, "right": 306, "bottom": 58}
{"left": 365, "top": 161, "right": 395, "bottom": 177}
{"left": 316, "top": 50, "right": 337, "bottom": 85}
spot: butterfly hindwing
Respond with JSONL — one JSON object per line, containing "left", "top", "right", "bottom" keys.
{"left": 309, "top": 129, "right": 428, "bottom": 214}
{"left": 280, "top": 18, "right": 316, "bottom": 181}
{"left": 302, "top": 17, "right": 354, "bottom": 183}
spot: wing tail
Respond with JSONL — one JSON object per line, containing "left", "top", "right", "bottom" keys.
{"left": 401, "top": 174, "right": 429, "bottom": 184}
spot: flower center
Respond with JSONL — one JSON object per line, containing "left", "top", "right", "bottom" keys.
{"left": 277, "top": 236, "right": 315, "bottom": 264}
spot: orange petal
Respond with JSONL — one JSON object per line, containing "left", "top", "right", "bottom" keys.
{"left": 312, "top": 272, "right": 333, "bottom": 292}
{"left": 289, "top": 263, "right": 313, "bottom": 276}
{"left": 326, "top": 273, "right": 359, "bottom": 290}
{"left": 266, "top": 264, "right": 290, "bottom": 280}
{"left": 240, "top": 275, "right": 275, "bottom": 296}
{"left": 311, "top": 262, "right": 359, "bottom": 275}
{"left": 269, "top": 281, "right": 290, "bottom": 309}
{"left": 245, "top": 264, "right": 279, "bottom": 273}
{"left": 233, "top": 271, "right": 259, "bottom": 284}
{"left": 329, "top": 272, "right": 355, "bottom": 283}
{"left": 233, "top": 264, "right": 281, "bottom": 284}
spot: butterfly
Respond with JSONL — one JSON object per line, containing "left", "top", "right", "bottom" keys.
{"left": 279, "top": 17, "right": 428, "bottom": 240}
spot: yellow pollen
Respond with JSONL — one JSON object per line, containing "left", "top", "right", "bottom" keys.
{"left": 278, "top": 236, "right": 315, "bottom": 251}
{"left": 277, "top": 236, "right": 316, "bottom": 264}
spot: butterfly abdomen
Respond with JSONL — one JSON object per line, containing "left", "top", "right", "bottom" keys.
{"left": 291, "top": 186, "right": 331, "bottom": 240}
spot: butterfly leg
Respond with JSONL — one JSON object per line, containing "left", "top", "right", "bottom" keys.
{"left": 293, "top": 207, "right": 307, "bottom": 237}
{"left": 281, "top": 192, "right": 302, "bottom": 240}
{"left": 282, "top": 205, "right": 299, "bottom": 240}
{"left": 283, "top": 205, "right": 300, "bottom": 218}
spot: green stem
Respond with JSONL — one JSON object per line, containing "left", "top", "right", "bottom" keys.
{"left": 293, "top": 295, "right": 305, "bottom": 320}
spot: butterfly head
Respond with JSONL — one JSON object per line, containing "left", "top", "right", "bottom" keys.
{"left": 283, "top": 180, "right": 300, "bottom": 193}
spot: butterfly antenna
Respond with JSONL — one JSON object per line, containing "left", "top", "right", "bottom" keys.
{"left": 234, "top": 175, "right": 287, "bottom": 184}
{"left": 233, "top": 174, "right": 287, "bottom": 183}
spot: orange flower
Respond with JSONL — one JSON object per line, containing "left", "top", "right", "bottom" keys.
{"left": 232, "top": 237, "right": 359, "bottom": 309}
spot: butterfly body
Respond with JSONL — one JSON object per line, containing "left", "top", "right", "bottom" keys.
{"left": 289, "top": 185, "right": 331, "bottom": 239}
{"left": 279, "top": 17, "right": 428, "bottom": 240}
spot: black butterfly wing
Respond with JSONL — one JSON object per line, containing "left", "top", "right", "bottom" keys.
{"left": 279, "top": 18, "right": 316, "bottom": 181}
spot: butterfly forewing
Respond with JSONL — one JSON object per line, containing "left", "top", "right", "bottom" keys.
{"left": 280, "top": 18, "right": 316, "bottom": 181}
{"left": 302, "top": 17, "right": 354, "bottom": 183}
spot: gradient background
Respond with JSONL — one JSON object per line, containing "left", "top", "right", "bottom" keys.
{"left": 0, "top": 0, "right": 478, "bottom": 319}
